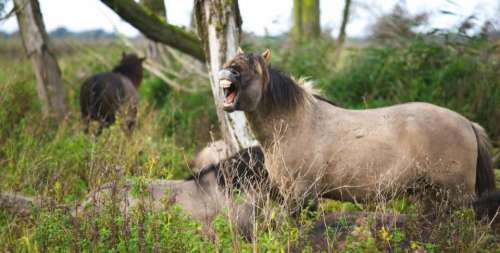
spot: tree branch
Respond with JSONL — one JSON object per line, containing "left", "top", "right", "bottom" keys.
{"left": 100, "top": 0, "right": 205, "bottom": 61}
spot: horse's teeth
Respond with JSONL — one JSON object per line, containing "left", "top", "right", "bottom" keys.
{"left": 220, "top": 80, "right": 232, "bottom": 88}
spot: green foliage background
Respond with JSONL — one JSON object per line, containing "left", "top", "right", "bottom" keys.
{"left": 0, "top": 32, "right": 499, "bottom": 251}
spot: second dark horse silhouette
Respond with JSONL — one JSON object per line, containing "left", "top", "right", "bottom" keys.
{"left": 80, "top": 52, "right": 145, "bottom": 136}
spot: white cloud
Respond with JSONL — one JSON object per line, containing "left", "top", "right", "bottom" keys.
{"left": 1, "top": 0, "right": 498, "bottom": 38}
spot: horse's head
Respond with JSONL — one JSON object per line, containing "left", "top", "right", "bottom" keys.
{"left": 218, "top": 48, "right": 271, "bottom": 112}
{"left": 114, "top": 52, "right": 146, "bottom": 87}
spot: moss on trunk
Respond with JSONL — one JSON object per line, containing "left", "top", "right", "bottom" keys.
{"left": 292, "top": 0, "right": 321, "bottom": 43}
{"left": 101, "top": 0, "right": 205, "bottom": 61}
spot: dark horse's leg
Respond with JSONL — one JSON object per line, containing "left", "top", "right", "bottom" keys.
{"left": 82, "top": 116, "right": 91, "bottom": 134}
{"left": 96, "top": 114, "right": 115, "bottom": 136}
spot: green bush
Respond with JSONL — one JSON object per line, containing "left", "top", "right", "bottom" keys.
{"left": 1, "top": 35, "right": 500, "bottom": 252}
{"left": 320, "top": 37, "right": 500, "bottom": 141}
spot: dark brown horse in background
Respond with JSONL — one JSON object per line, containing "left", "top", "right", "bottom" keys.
{"left": 80, "top": 52, "right": 145, "bottom": 135}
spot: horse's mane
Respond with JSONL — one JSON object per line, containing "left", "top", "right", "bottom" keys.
{"left": 267, "top": 67, "right": 308, "bottom": 111}
{"left": 184, "top": 163, "right": 224, "bottom": 186}
{"left": 313, "top": 94, "right": 341, "bottom": 107}
{"left": 112, "top": 57, "right": 143, "bottom": 87}
{"left": 267, "top": 67, "right": 341, "bottom": 109}
{"left": 184, "top": 146, "right": 282, "bottom": 200}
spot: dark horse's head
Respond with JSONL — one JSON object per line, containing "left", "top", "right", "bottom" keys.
{"left": 112, "top": 52, "right": 146, "bottom": 88}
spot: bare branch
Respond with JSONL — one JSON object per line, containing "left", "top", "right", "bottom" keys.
{"left": 100, "top": 0, "right": 205, "bottom": 61}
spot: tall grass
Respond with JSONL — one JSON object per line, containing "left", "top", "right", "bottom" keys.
{"left": 0, "top": 35, "right": 499, "bottom": 252}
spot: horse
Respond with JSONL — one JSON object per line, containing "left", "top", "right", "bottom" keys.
{"left": 80, "top": 52, "right": 145, "bottom": 136}
{"left": 217, "top": 48, "right": 498, "bottom": 214}
{"left": 77, "top": 146, "right": 271, "bottom": 239}
{"left": 1, "top": 145, "right": 498, "bottom": 244}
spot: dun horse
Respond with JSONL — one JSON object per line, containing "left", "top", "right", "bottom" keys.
{"left": 218, "top": 48, "right": 497, "bottom": 212}
{"left": 80, "top": 146, "right": 269, "bottom": 239}
{"left": 80, "top": 52, "right": 145, "bottom": 135}
{"left": 0, "top": 147, "right": 268, "bottom": 239}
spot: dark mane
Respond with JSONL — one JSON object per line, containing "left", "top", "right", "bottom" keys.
{"left": 185, "top": 146, "right": 281, "bottom": 200}
{"left": 185, "top": 163, "right": 224, "bottom": 185}
{"left": 313, "top": 94, "right": 342, "bottom": 107}
{"left": 267, "top": 67, "right": 307, "bottom": 111}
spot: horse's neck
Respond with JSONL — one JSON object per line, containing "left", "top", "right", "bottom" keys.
{"left": 113, "top": 68, "right": 142, "bottom": 88}
{"left": 246, "top": 100, "right": 314, "bottom": 148}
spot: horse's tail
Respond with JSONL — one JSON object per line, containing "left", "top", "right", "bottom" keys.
{"left": 473, "top": 190, "right": 500, "bottom": 225}
{"left": 471, "top": 122, "right": 496, "bottom": 196}
{"left": 80, "top": 77, "right": 95, "bottom": 118}
{"left": 470, "top": 123, "right": 499, "bottom": 223}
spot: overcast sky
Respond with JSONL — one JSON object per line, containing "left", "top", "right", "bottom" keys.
{"left": 1, "top": 0, "right": 498, "bottom": 38}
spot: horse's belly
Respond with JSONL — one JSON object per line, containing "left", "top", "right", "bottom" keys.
{"left": 323, "top": 119, "right": 477, "bottom": 200}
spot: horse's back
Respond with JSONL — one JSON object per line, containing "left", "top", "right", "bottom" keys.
{"left": 317, "top": 101, "right": 478, "bottom": 199}
{"left": 80, "top": 72, "right": 137, "bottom": 119}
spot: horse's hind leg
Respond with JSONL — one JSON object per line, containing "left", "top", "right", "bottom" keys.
{"left": 283, "top": 180, "right": 320, "bottom": 218}
{"left": 96, "top": 122, "right": 104, "bottom": 136}
{"left": 82, "top": 116, "right": 91, "bottom": 134}
{"left": 96, "top": 114, "right": 115, "bottom": 136}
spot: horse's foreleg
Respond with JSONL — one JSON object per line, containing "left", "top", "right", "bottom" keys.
{"left": 283, "top": 179, "right": 320, "bottom": 218}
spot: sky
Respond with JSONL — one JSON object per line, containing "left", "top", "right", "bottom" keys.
{"left": 1, "top": 0, "right": 498, "bottom": 38}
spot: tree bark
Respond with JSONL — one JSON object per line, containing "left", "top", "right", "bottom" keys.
{"left": 139, "top": 0, "right": 168, "bottom": 61}
{"left": 14, "top": 0, "right": 67, "bottom": 118}
{"left": 292, "top": 0, "right": 303, "bottom": 42}
{"left": 194, "top": 0, "right": 257, "bottom": 154}
{"left": 140, "top": 0, "right": 165, "bottom": 18}
{"left": 292, "top": 0, "right": 321, "bottom": 42}
{"left": 333, "top": 0, "right": 351, "bottom": 64}
{"left": 336, "top": 0, "right": 351, "bottom": 50}
{"left": 100, "top": 0, "right": 205, "bottom": 61}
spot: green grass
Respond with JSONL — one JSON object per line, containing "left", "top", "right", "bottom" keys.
{"left": 0, "top": 35, "right": 499, "bottom": 252}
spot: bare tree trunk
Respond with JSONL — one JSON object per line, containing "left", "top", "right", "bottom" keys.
{"left": 194, "top": 0, "right": 257, "bottom": 154}
{"left": 292, "top": 0, "right": 321, "bottom": 43}
{"left": 334, "top": 0, "right": 351, "bottom": 63}
{"left": 14, "top": 0, "right": 67, "bottom": 118}
{"left": 292, "top": 0, "right": 303, "bottom": 42}
{"left": 337, "top": 0, "right": 351, "bottom": 47}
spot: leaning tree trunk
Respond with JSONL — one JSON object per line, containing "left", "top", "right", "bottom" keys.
{"left": 194, "top": 0, "right": 257, "bottom": 154}
{"left": 14, "top": 0, "right": 67, "bottom": 118}
{"left": 100, "top": 0, "right": 205, "bottom": 61}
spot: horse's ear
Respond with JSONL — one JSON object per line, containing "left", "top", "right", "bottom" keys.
{"left": 139, "top": 57, "right": 146, "bottom": 62}
{"left": 121, "top": 51, "right": 127, "bottom": 58}
{"left": 261, "top": 49, "right": 271, "bottom": 64}
{"left": 236, "top": 47, "right": 244, "bottom": 55}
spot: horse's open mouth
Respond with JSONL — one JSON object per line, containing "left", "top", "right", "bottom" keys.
{"left": 220, "top": 79, "right": 238, "bottom": 109}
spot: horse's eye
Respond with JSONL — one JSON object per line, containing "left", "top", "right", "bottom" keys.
{"left": 230, "top": 64, "right": 241, "bottom": 72}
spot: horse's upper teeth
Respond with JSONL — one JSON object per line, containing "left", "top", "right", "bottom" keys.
{"left": 220, "top": 80, "right": 232, "bottom": 88}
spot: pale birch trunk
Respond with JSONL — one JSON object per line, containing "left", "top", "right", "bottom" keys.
{"left": 194, "top": 0, "right": 257, "bottom": 154}
{"left": 14, "top": 0, "right": 67, "bottom": 118}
